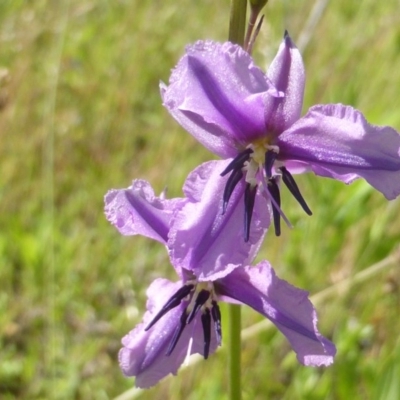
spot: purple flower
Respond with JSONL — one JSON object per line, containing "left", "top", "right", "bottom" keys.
{"left": 105, "top": 160, "right": 336, "bottom": 388}
{"left": 161, "top": 33, "right": 400, "bottom": 238}
{"left": 105, "top": 160, "right": 269, "bottom": 279}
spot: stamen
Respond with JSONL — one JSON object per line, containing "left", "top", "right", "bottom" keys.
{"left": 264, "top": 150, "right": 278, "bottom": 179}
{"left": 267, "top": 177, "right": 281, "bottom": 236}
{"left": 211, "top": 301, "right": 222, "bottom": 345}
{"left": 145, "top": 284, "right": 195, "bottom": 331}
{"left": 201, "top": 308, "right": 211, "bottom": 359}
{"left": 280, "top": 167, "right": 312, "bottom": 215}
{"left": 186, "top": 289, "right": 210, "bottom": 324}
{"left": 220, "top": 148, "right": 253, "bottom": 177}
{"left": 166, "top": 308, "right": 188, "bottom": 356}
{"left": 244, "top": 183, "right": 257, "bottom": 242}
{"left": 259, "top": 170, "right": 293, "bottom": 229}
{"left": 222, "top": 168, "right": 243, "bottom": 214}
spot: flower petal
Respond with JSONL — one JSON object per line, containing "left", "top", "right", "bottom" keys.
{"left": 105, "top": 180, "right": 186, "bottom": 244}
{"left": 169, "top": 160, "right": 271, "bottom": 281}
{"left": 265, "top": 32, "right": 305, "bottom": 135}
{"left": 278, "top": 104, "right": 400, "bottom": 199}
{"left": 216, "top": 261, "right": 336, "bottom": 366}
{"left": 162, "top": 40, "right": 279, "bottom": 158}
{"left": 119, "top": 278, "right": 219, "bottom": 388}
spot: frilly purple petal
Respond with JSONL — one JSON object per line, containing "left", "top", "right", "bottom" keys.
{"left": 278, "top": 104, "right": 400, "bottom": 199}
{"left": 105, "top": 180, "right": 186, "bottom": 244}
{"left": 119, "top": 278, "right": 218, "bottom": 388}
{"left": 265, "top": 33, "right": 305, "bottom": 135}
{"left": 162, "top": 40, "right": 281, "bottom": 158}
{"left": 169, "top": 160, "right": 271, "bottom": 281}
{"left": 216, "top": 262, "right": 336, "bottom": 366}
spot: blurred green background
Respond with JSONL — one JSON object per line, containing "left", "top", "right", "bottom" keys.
{"left": 1, "top": 0, "right": 400, "bottom": 399}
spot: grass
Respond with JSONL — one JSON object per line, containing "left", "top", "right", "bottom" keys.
{"left": 0, "top": 0, "right": 400, "bottom": 399}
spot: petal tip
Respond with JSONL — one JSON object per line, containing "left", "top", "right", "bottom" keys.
{"left": 302, "top": 353, "right": 335, "bottom": 367}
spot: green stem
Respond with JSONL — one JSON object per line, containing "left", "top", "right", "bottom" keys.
{"left": 228, "top": 304, "right": 242, "bottom": 400}
{"left": 229, "top": 0, "right": 247, "bottom": 46}
{"left": 228, "top": 3, "right": 246, "bottom": 400}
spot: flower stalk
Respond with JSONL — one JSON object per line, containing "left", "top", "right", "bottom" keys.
{"left": 228, "top": 304, "right": 242, "bottom": 400}
{"left": 229, "top": 0, "right": 247, "bottom": 46}
{"left": 228, "top": 2, "right": 247, "bottom": 399}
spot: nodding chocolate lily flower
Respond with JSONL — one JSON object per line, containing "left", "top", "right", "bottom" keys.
{"left": 105, "top": 160, "right": 336, "bottom": 388}
{"left": 161, "top": 33, "right": 400, "bottom": 239}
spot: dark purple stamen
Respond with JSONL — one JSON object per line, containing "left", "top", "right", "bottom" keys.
{"left": 211, "top": 300, "right": 222, "bottom": 345}
{"left": 220, "top": 148, "right": 253, "bottom": 176}
{"left": 280, "top": 167, "right": 312, "bottom": 215}
{"left": 186, "top": 289, "right": 210, "bottom": 324}
{"left": 222, "top": 168, "right": 243, "bottom": 214}
{"left": 145, "top": 284, "right": 195, "bottom": 331}
{"left": 166, "top": 309, "right": 187, "bottom": 356}
{"left": 244, "top": 183, "right": 257, "bottom": 242}
{"left": 221, "top": 149, "right": 261, "bottom": 240}
{"left": 201, "top": 308, "right": 211, "bottom": 359}
{"left": 163, "top": 288, "right": 215, "bottom": 359}
{"left": 264, "top": 150, "right": 277, "bottom": 179}
{"left": 267, "top": 177, "right": 281, "bottom": 236}
{"left": 221, "top": 149, "right": 254, "bottom": 214}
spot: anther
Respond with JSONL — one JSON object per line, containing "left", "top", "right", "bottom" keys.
{"left": 186, "top": 289, "right": 210, "bottom": 324}
{"left": 166, "top": 309, "right": 187, "bottom": 356}
{"left": 145, "top": 284, "right": 195, "bottom": 331}
{"left": 211, "top": 301, "right": 222, "bottom": 345}
{"left": 280, "top": 167, "right": 312, "bottom": 216}
{"left": 244, "top": 183, "right": 257, "bottom": 242}
{"left": 222, "top": 168, "right": 243, "bottom": 214}
{"left": 264, "top": 150, "right": 278, "bottom": 179}
{"left": 201, "top": 308, "right": 211, "bottom": 359}
{"left": 220, "top": 148, "right": 253, "bottom": 177}
{"left": 267, "top": 177, "right": 281, "bottom": 236}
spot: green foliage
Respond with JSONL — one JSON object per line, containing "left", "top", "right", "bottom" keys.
{"left": 0, "top": 0, "right": 399, "bottom": 399}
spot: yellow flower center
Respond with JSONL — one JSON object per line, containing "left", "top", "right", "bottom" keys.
{"left": 186, "top": 281, "right": 215, "bottom": 314}
{"left": 243, "top": 138, "right": 280, "bottom": 185}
